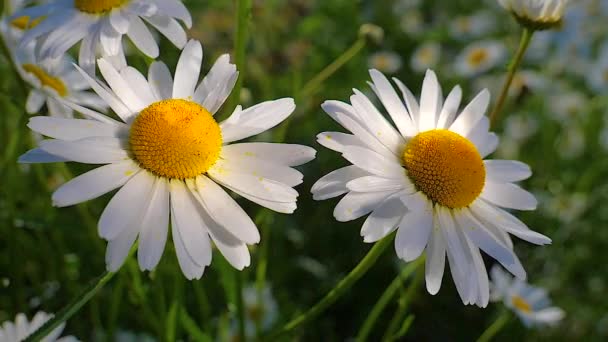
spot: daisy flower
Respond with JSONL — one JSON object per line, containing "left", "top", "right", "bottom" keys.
{"left": 13, "top": 0, "right": 192, "bottom": 73}
{"left": 490, "top": 265, "right": 565, "bottom": 327}
{"left": 19, "top": 40, "right": 316, "bottom": 279}
{"left": 0, "top": 311, "right": 78, "bottom": 342}
{"left": 311, "top": 69, "right": 551, "bottom": 307}
{"left": 454, "top": 41, "right": 506, "bottom": 77}
{"left": 410, "top": 42, "right": 440, "bottom": 73}
{"left": 368, "top": 51, "right": 403, "bottom": 74}
{"left": 498, "top": 0, "right": 569, "bottom": 30}
{"left": 448, "top": 11, "right": 494, "bottom": 40}
{"left": 8, "top": 43, "right": 107, "bottom": 118}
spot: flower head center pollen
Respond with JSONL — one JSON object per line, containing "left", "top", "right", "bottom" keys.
{"left": 10, "top": 16, "right": 44, "bottom": 30}
{"left": 511, "top": 295, "right": 532, "bottom": 313}
{"left": 468, "top": 48, "right": 488, "bottom": 67}
{"left": 129, "top": 99, "right": 222, "bottom": 179}
{"left": 402, "top": 129, "right": 485, "bottom": 208}
{"left": 22, "top": 64, "right": 68, "bottom": 97}
{"left": 74, "top": 0, "right": 129, "bottom": 14}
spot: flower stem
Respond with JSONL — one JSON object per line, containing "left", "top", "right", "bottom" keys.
{"left": 476, "top": 310, "right": 511, "bottom": 342}
{"left": 356, "top": 259, "right": 422, "bottom": 342}
{"left": 268, "top": 233, "right": 394, "bottom": 339}
{"left": 299, "top": 38, "right": 366, "bottom": 97}
{"left": 381, "top": 265, "right": 424, "bottom": 341}
{"left": 235, "top": 269, "right": 246, "bottom": 342}
{"left": 23, "top": 270, "right": 116, "bottom": 341}
{"left": 224, "top": 0, "right": 252, "bottom": 119}
{"left": 489, "top": 27, "right": 534, "bottom": 128}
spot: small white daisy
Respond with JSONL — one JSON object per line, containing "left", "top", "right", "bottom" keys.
{"left": 448, "top": 11, "right": 495, "bottom": 40}
{"left": 0, "top": 311, "right": 78, "bottom": 342}
{"left": 232, "top": 284, "right": 278, "bottom": 338}
{"left": 10, "top": 44, "right": 107, "bottom": 118}
{"left": 20, "top": 40, "right": 316, "bottom": 279}
{"left": 498, "top": 0, "right": 569, "bottom": 29}
{"left": 454, "top": 41, "right": 506, "bottom": 77}
{"left": 410, "top": 42, "right": 441, "bottom": 73}
{"left": 312, "top": 69, "right": 551, "bottom": 307}
{"left": 368, "top": 51, "right": 403, "bottom": 74}
{"left": 13, "top": 0, "right": 192, "bottom": 73}
{"left": 490, "top": 265, "right": 565, "bottom": 327}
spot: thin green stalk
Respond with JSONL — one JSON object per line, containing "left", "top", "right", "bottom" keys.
{"left": 382, "top": 265, "right": 424, "bottom": 341}
{"left": 299, "top": 38, "right": 366, "bottom": 97}
{"left": 235, "top": 270, "right": 246, "bottom": 342}
{"left": 489, "top": 27, "right": 534, "bottom": 127}
{"left": 356, "top": 259, "right": 422, "bottom": 342}
{"left": 223, "top": 0, "right": 252, "bottom": 120}
{"left": 23, "top": 271, "right": 116, "bottom": 341}
{"left": 476, "top": 310, "right": 511, "bottom": 342}
{"left": 254, "top": 211, "right": 270, "bottom": 338}
{"left": 268, "top": 233, "right": 395, "bottom": 339}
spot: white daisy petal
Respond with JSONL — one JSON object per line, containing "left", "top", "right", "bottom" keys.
{"left": 126, "top": 15, "right": 159, "bottom": 57}
{"left": 346, "top": 175, "right": 410, "bottom": 193}
{"left": 173, "top": 39, "right": 202, "bottom": 99}
{"left": 138, "top": 177, "right": 170, "bottom": 271}
{"left": 368, "top": 69, "right": 416, "bottom": 136}
{"left": 484, "top": 160, "right": 532, "bottom": 183}
{"left": 193, "top": 54, "right": 238, "bottom": 113}
{"left": 311, "top": 165, "right": 370, "bottom": 200}
{"left": 171, "top": 219, "right": 206, "bottom": 280}
{"left": 39, "top": 137, "right": 128, "bottom": 164}
{"left": 220, "top": 142, "right": 316, "bottom": 167}
{"left": 449, "top": 89, "right": 490, "bottom": 137}
{"left": 341, "top": 146, "right": 403, "bottom": 178}
{"left": 51, "top": 160, "right": 140, "bottom": 207}
{"left": 26, "top": 90, "right": 46, "bottom": 114}
{"left": 192, "top": 175, "right": 260, "bottom": 244}
{"left": 456, "top": 209, "right": 526, "bottom": 279}
{"left": 333, "top": 190, "right": 397, "bottom": 222}
{"left": 209, "top": 233, "right": 251, "bottom": 270}
{"left": 28, "top": 117, "right": 128, "bottom": 140}
{"left": 19, "top": 148, "right": 69, "bottom": 164}
{"left": 147, "top": 61, "right": 173, "bottom": 100}
{"left": 392, "top": 78, "right": 420, "bottom": 129}
{"left": 120, "top": 66, "right": 155, "bottom": 105}
{"left": 154, "top": 0, "right": 193, "bottom": 27}
{"left": 98, "top": 58, "right": 146, "bottom": 113}
{"left": 360, "top": 192, "right": 406, "bottom": 242}
{"left": 436, "top": 86, "right": 463, "bottom": 129}
{"left": 481, "top": 182, "right": 537, "bottom": 210}
{"left": 418, "top": 69, "right": 441, "bottom": 132}
{"left": 395, "top": 193, "right": 433, "bottom": 261}
{"left": 170, "top": 180, "right": 213, "bottom": 268}
{"left": 98, "top": 171, "right": 155, "bottom": 240}
{"left": 316, "top": 132, "right": 366, "bottom": 153}
{"left": 105, "top": 218, "right": 139, "bottom": 272}
{"left": 478, "top": 132, "right": 499, "bottom": 158}
{"left": 220, "top": 99, "right": 295, "bottom": 143}
{"left": 214, "top": 158, "right": 303, "bottom": 187}
{"left": 143, "top": 15, "right": 187, "bottom": 49}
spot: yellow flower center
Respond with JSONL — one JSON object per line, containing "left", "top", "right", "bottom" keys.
{"left": 10, "top": 16, "right": 44, "bottom": 30}
{"left": 129, "top": 99, "right": 222, "bottom": 179}
{"left": 22, "top": 64, "right": 68, "bottom": 97}
{"left": 468, "top": 48, "right": 488, "bottom": 67}
{"left": 511, "top": 295, "right": 532, "bottom": 313}
{"left": 402, "top": 129, "right": 485, "bottom": 208}
{"left": 74, "top": 0, "right": 129, "bottom": 14}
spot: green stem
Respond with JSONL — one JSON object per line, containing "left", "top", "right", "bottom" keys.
{"left": 299, "top": 38, "right": 366, "bottom": 97}
{"left": 476, "top": 310, "right": 511, "bottom": 342}
{"left": 254, "top": 211, "right": 270, "bottom": 337}
{"left": 489, "top": 27, "right": 534, "bottom": 127}
{"left": 268, "top": 233, "right": 394, "bottom": 339}
{"left": 356, "top": 259, "right": 422, "bottom": 342}
{"left": 235, "top": 269, "right": 246, "bottom": 342}
{"left": 223, "top": 0, "right": 252, "bottom": 119}
{"left": 23, "top": 271, "right": 116, "bottom": 341}
{"left": 382, "top": 265, "right": 424, "bottom": 341}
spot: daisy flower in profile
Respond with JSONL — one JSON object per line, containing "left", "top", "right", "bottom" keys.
{"left": 312, "top": 69, "right": 551, "bottom": 307}
{"left": 498, "top": 0, "right": 569, "bottom": 30}
{"left": 10, "top": 44, "right": 107, "bottom": 118}
{"left": 368, "top": 51, "right": 403, "bottom": 74}
{"left": 410, "top": 42, "right": 440, "bottom": 73}
{"left": 490, "top": 265, "right": 565, "bottom": 327}
{"left": 0, "top": 311, "right": 78, "bottom": 341}
{"left": 20, "top": 40, "right": 316, "bottom": 279}
{"left": 454, "top": 41, "right": 506, "bottom": 77}
{"left": 13, "top": 0, "right": 192, "bottom": 73}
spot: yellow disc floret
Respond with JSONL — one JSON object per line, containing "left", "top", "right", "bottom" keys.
{"left": 74, "top": 0, "right": 129, "bottom": 14}
{"left": 22, "top": 64, "right": 68, "bottom": 97}
{"left": 10, "top": 16, "right": 44, "bottom": 30}
{"left": 468, "top": 48, "right": 488, "bottom": 67}
{"left": 511, "top": 295, "right": 532, "bottom": 313}
{"left": 129, "top": 99, "right": 222, "bottom": 179}
{"left": 402, "top": 129, "right": 485, "bottom": 209}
